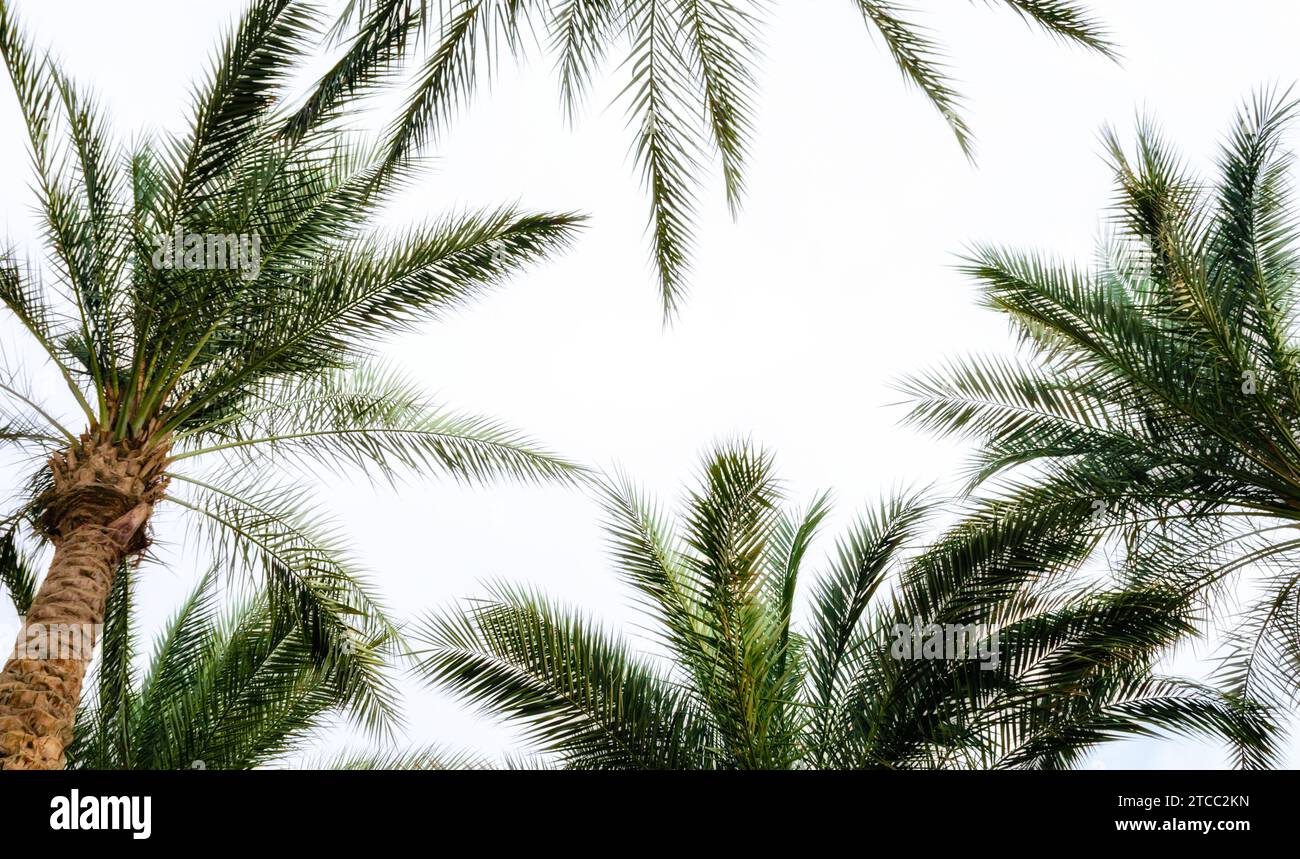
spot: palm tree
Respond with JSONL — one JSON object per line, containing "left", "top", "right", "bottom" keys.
{"left": 0, "top": 0, "right": 583, "bottom": 769}
{"left": 413, "top": 442, "right": 1275, "bottom": 769}
{"left": 319, "top": 0, "right": 1117, "bottom": 315}
{"left": 55, "top": 568, "right": 478, "bottom": 770}
{"left": 900, "top": 91, "right": 1300, "bottom": 740}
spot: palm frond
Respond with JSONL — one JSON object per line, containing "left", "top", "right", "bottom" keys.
{"left": 174, "top": 363, "right": 585, "bottom": 486}
{"left": 339, "top": 0, "right": 1115, "bottom": 313}
{"left": 165, "top": 472, "right": 402, "bottom": 737}
{"left": 174, "top": 0, "right": 318, "bottom": 208}
{"left": 803, "top": 492, "right": 930, "bottom": 765}
{"left": 167, "top": 208, "right": 584, "bottom": 431}
{"left": 0, "top": 526, "right": 36, "bottom": 615}
{"left": 856, "top": 1, "right": 972, "bottom": 157}
{"left": 315, "top": 743, "right": 491, "bottom": 769}
{"left": 994, "top": 0, "right": 1117, "bottom": 56}
{"left": 415, "top": 443, "right": 1256, "bottom": 769}
{"left": 550, "top": 0, "right": 624, "bottom": 121}
{"left": 380, "top": 0, "right": 527, "bottom": 177}
{"left": 71, "top": 570, "right": 402, "bottom": 770}
{"left": 283, "top": 0, "right": 421, "bottom": 142}
{"left": 414, "top": 582, "right": 715, "bottom": 768}
{"left": 901, "top": 93, "right": 1300, "bottom": 760}
{"left": 622, "top": 0, "right": 705, "bottom": 317}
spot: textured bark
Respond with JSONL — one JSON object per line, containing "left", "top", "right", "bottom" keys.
{"left": 0, "top": 432, "right": 168, "bottom": 770}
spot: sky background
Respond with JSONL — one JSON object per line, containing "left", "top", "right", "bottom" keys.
{"left": 2, "top": 0, "right": 1299, "bottom": 768}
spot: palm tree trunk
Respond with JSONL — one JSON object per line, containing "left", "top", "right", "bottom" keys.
{"left": 0, "top": 433, "right": 167, "bottom": 770}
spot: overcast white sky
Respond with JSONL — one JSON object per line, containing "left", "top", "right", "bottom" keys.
{"left": 2, "top": 0, "right": 1299, "bottom": 768}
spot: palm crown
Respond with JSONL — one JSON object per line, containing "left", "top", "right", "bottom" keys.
{"left": 902, "top": 92, "right": 1300, "bottom": 730}
{"left": 414, "top": 442, "right": 1274, "bottom": 769}
{"left": 0, "top": 0, "right": 583, "bottom": 769}
{"left": 324, "top": 0, "right": 1116, "bottom": 315}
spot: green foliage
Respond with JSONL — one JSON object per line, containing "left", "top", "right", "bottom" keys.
{"left": 329, "top": 0, "right": 1116, "bottom": 316}
{"left": 0, "top": 527, "right": 36, "bottom": 614}
{"left": 67, "top": 570, "right": 412, "bottom": 769}
{"left": 413, "top": 442, "right": 1275, "bottom": 768}
{"left": 900, "top": 90, "right": 1300, "bottom": 748}
{"left": 0, "top": 0, "right": 585, "bottom": 690}
{"left": 60, "top": 568, "right": 501, "bottom": 770}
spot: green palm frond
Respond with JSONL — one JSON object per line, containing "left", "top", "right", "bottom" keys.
{"left": 802, "top": 492, "right": 929, "bottom": 766}
{"left": 334, "top": 0, "right": 1115, "bottom": 313}
{"left": 994, "top": 0, "right": 1116, "bottom": 54}
{"left": 69, "top": 570, "right": 405, "bottom": 770}
{"left": 91, "top": 561, "right": 137, "bottom": 767}
{"left": 380, "top": 0, "right": 515, "bottom": 175}
{"left": 596, "top": 469, "right": 707, "bottom": 667}
{"left": 142, "top": 205, "right": 584, "bottom": 436}
{"left": 2, "top": 0, "right": 585, "bottom": 449}
{"left": 0, "top": 258, "right": 63, "bottom": 383}
{"left": 902, "top": 91, "right": 1300, "bottom": 725}
{"left": 172, "top": 363, "right": 585, "bottom": 486}
{"left": 315, "top": 744, "right": 491, "bottom": 769}
{"left": 551, "top": 0, "right": 624, "bottom": 121}
{"left": 414, "top": 442, "right": 1270, "bottom": 768}
{"left": 415, "top": 581, "right": 715, "bottom": 769}
{"left": 0, "top": 526, "right": 36, "bottom": 614}
{"left": 165, "top": 472, "right": 401, "bottom": 695}
{"left": 857, "top": 1, "right": 972, "bottom": 157}
{"left": 174, "top": 0, "right": 318, "bottom": 208}
{"left": 997, "top": 677, "right": 1277, "bottom": 771}
{"left": 283, "top": 0, "right": 421, "bottom": 142}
